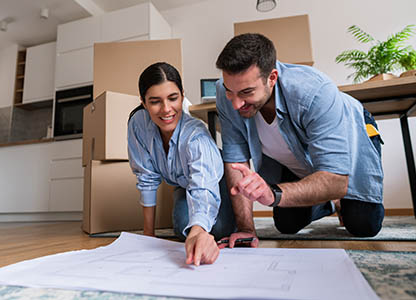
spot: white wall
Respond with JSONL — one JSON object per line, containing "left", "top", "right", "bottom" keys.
{"left": 162, "top": 0, "right": 416, "bottom": 209}
{"left": 0, "top": 44, "right": 18, "bottom": 108}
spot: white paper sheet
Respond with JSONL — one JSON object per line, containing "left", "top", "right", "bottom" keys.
{"left": 0, "top": 232, "right": 379, "bottom": 300}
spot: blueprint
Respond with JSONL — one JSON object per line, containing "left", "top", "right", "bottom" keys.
{"left": 0, "top": 232, "right": 379, "bottom": 300}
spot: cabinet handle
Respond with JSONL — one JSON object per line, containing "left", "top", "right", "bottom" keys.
{"left": 57, "top": 94, "right": 91, "bottom": 103}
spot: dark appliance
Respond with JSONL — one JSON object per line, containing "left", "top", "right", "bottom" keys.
{"left": 54, "top": 85, "right": 93, "bottom": 140}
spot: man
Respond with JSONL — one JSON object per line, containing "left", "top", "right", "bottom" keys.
{"left": 215, "top": 33, "right": 384, "bottom": 248}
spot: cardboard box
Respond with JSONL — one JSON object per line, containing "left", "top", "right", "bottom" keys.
{"left": 93, "top": 39, "right": 182, "bottom": 99}
{"left": 82, "top": 160, "right": 174, "bottom": 234}
{"left": 234, "top": 15, "right": 313, "bottom": 66}
{"left": 82, "top": 91, "right": 140, "bottom": 166}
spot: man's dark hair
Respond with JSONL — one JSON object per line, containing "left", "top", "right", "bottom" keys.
{"left": 216, "top": 33, "right": 276, "bottom": 80}
{"left": 138, "top": 62, "right": 183, "bottom": 101}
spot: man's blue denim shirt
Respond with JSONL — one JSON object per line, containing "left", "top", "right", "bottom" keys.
{"left": 216, "top": 61, "right": 383, "bottom": 204}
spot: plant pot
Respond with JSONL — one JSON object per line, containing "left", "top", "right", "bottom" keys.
{"left": 367, "top": 73, "right": 398, "bottom": 82}
{"left": 399, "top": 70, "right": 416, "bottom": 78}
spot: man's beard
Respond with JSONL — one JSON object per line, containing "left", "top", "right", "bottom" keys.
{"left": 239, "top": 87, "right": 273, "bottom": 119}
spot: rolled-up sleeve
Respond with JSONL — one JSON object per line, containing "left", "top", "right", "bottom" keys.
{"left": 127, "top": 121, "right": 162, "bottom": 207}
{"left": 301, "top": 82, "right": 350, "bottom": 175}
{"left": 182, "top": 134, "right": 223, "bottom": 235}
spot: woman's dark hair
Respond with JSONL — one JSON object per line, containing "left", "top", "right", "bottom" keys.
{"left": 138, "top": 62, "right": 183, "bottom": 102}
{"left": 216, "top": 33, "right": 276, "bottom": 81}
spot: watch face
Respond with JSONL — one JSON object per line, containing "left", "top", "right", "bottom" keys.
{"left": 272, "top": 184, "right": 282, "bottom": 193}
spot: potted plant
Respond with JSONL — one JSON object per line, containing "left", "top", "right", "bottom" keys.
{"left": 399, "top": 49, "right": 416, "bottom": 77}
{"left": 335, "top": 24, "right": 416, "bottom": 83}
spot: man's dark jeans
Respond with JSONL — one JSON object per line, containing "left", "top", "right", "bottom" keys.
{"left": 272, "top": 109, "right": 384, "bottom": 238}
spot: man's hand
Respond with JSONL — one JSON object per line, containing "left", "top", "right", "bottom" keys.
{"left": 185, "top": 226, "right": 219, "bottom": 266}
{"left": 230, "top": 163, "right": 274, "bottom": 206}
{"left": 217, "top": 232, "right": 259, "bottom": 249}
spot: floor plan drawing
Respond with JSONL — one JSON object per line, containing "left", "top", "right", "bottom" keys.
{"left": 0, "top": 232, "right": 379, "bottom": 300}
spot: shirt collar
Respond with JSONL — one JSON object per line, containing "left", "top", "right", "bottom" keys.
{"left": 274, "top": 61, "right": 288, "bottom": 117}
{"left": 168, "top": 112, "right": 184, "bottom": 147}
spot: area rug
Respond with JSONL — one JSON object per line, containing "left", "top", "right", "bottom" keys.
{"left": 254, "top": 216, "right": 416, "bottom": 241}
{"left": 91, "top": 216, "right": 416, "bottom": 241}
{"left": 0, "top": 250, "right": 414, "bottom": 300}
{"left": 346, "top": 250, "right": 416, "bottom": 300}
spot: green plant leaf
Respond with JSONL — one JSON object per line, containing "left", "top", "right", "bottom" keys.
{"left": 347, "top": 25, "right": 375, "bottom": 43}
{"left": 386, "top": 24, "right": 416, "bottom": 46}
{"left": 336, "top": 24, "right": 416, "bottom": 82}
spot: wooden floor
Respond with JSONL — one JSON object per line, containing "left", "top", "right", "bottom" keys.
{"left": 0, "top": 221, "right": 415, "bottom": 268}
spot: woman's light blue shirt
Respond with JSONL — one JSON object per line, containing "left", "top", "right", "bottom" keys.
{"left": 216, "top": 61, "right": 383, "bottom": 204}
{"left": 128, "top": 108, "right": 223, "bottom": 233}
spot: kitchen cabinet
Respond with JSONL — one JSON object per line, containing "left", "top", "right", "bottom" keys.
{"left": 56, "top": 16, "right": 100, "bottom": 53}
{"left": 101, "top": 2, "right": 171, "bottom": 42}
{"left": 0, "top": 139, "right": 83, "bottom": 218}
{"left": 101, "top": 3, "right": 149, "bottom": 42}
{"left": 0, "top": 141, "right": 52, "bottom": 213}
{"left": 55, "top": 2, "right": 171, "bottom": 90}
{"left": 55, "top": 47, "right": 94, "bottom": 89}
{"left": 49, "top": 139, "right": 83, "bottom": 212}
{"left": 22, "top": 42, "right": 56, "bottom": 103}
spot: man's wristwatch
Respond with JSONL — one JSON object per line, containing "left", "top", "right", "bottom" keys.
{"left": 268, "top": 184, "right": 282, "bottom": 207}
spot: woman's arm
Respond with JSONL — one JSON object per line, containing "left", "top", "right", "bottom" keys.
{"left": 128, "top": 119, "right": 162, "bottom": 207}
{"left": 183, "top": 134, "right": 223, "bottom": 236}
{"left": 142, "top": 206, "right": 156, "bottom": 236}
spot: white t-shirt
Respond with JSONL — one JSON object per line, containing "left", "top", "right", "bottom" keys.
{"left": 254, "top": 112, "right": 309, "bottom": 179}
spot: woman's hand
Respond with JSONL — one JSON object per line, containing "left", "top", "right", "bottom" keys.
{"left": 185, "top": 226, "right": 219, "bottom": 266}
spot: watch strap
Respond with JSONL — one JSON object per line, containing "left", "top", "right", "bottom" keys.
{"left": 268, "top": 184, "right": 282, "bottom": 207}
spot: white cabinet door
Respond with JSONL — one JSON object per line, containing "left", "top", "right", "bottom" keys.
{"left": 49, "top": 139, "right": 83, "bottom": 212}
{"left": 57, "top": 16, "right": 100, "bottom": 53}
{"left": 101, "top": 3, "right": 149, "bottom": 42}
{"left": 0, "top": 142, "right": 52, "bottom": 212}
{"left": 22, "top": 42, "right": 56, "bottom": 103}
{"left": 55, "top": 47, "right": 94, "bottom": 89}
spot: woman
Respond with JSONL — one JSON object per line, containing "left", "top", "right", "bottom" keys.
{"left": 128, "top": 62, "right": 235, "bottom": 266}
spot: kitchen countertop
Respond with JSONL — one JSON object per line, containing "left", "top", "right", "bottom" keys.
{"left": 0, "top": 138, "right": 55, "bottom": 148}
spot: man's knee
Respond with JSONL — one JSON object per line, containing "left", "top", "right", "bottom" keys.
{"left": 273, "top": 220, "right": 304, "bottom": 234}
{"left": 273, "top": 208, "right": 309, "bottom": 234}
{"left": 343, "top": 216, "right": 382, "bottom": 237}
{"left": 341, "top": 199, "right": 384, "bottom": 237}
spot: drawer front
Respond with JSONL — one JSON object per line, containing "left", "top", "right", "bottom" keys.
{"left": 49, "top": 178, "right": 83, "bottom": 211}
{"left": 50, "top": 139, "right": 82, "bottom": 160}
{"left": 50, "top": 158, "right": 83, "bottom": 179}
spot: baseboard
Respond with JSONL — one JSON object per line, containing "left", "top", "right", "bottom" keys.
{"left": 253, "top": 211, "right": 273, "bottom": 217}
{"left": 384, "top": 208, "right": 414, "bottom": 216}
{"left": 253, "top": 208, "right": 414, "bottom": 218}
{"left": 0, "top": 212, "right": 83, "bottom": 222}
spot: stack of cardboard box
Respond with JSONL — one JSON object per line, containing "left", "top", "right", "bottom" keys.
{"left": 82, "top": 39, "right": 183, "bottom": 234}
{"left": 82, "top": 91, "right": 175, "bottom": 234}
